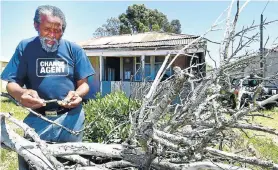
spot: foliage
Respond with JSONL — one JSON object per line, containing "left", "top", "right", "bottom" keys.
{"left": 94, "top": 4, "right": 182, "bottom": 36}
{"left": 94, "top": 17, "right": 121, "bottom": 37}
{"left": 170, "top": 19, "right": 182, "bottom": 34}
{"left": 83, "top": 92, "right": 140, "bottom": 143}
{"left": 119, "top": 4, "right": 182, "bottom": 34}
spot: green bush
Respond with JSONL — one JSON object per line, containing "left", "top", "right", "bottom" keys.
{"left": 83, "top": 92, "right": 140, "bottom": 143}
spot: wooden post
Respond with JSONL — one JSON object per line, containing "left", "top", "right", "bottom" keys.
{"left": 150, "top": 56, "right": 155, "bottom": 80}
{"left": 120, "top": 57, "right": 123, "bottom": 81}
{"left": 99, "top": 56, "right": 103, "bottom": 94}
{"left": 141, "top": 55, "right": 145, "bottom": 82}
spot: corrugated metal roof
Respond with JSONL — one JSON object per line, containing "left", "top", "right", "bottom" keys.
{"left": 77, "top": 32, "right": 202, "bottom": 49}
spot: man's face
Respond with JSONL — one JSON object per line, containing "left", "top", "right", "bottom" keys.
{"left": 35, "top": 14, "right": 63, "bottom": 52}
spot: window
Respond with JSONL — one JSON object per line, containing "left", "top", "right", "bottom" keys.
{"left": 135, "top": 56, "right": 151, "bottom": 81}
{"left": 134, "top": 56, "right": 172, "bottom": 81}
{"left": 154, "top": 56, "right": 171, "bottom": 79}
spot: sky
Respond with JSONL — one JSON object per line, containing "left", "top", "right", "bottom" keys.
{"left": 1, "top": 0, "right": 278, "bottom": 66}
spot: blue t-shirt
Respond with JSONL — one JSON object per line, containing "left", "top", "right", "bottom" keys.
{"left": 1, "top": 36, "right": 95, "bottom": 100}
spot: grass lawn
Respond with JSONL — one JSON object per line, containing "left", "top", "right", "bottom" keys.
{"left": 0, "top": 95, "right": 28, "bottom": 170}
{"left": 253, "top": 108, "right": 278, "bottom": 132}
{"left": 245, "top": 108, "right": 278, "bottom": 164}
{"left": 253, "top": 108, "right": 278, "bottom": 142}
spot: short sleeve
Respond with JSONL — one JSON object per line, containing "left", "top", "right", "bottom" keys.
{"left": 1, "top": 43, "right": 27, "bottom": 87}
{"left": 74, "top": 49, "right": 95, "bottom": 80}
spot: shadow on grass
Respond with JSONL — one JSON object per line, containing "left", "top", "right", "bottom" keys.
{"left": 1, "top": 98, "right": 14, "bottom": 104}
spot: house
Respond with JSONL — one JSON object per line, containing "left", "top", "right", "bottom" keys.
{"left": 78, "top": 32, "right": 207, "bottom": 98}
{"left": 226, "top": 46, "right": 278, "bottom": 86}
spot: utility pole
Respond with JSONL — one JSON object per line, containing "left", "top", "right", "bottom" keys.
{"left": 260, "top": 14, "right": 264, "bottom": 77}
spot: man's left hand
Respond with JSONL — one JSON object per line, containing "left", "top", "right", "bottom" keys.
{"left": 60, "top": 91, "right": 82, "bottom": 108}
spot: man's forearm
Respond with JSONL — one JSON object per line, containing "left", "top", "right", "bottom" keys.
{"left": 6, "top": 82, "right": 27, "bottom": 101}
{"left": 75, "top": 79, "right": 90, "bottom": 98}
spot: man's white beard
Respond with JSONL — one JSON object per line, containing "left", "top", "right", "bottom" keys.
{"left": 39, "top": 36, "right": 60, "bottom": 52}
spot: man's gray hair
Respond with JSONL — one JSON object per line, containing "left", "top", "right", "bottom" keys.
{"left": 34, "top": 5, "right": 67, "bottom": 32}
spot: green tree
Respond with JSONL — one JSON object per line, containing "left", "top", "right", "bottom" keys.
{"left": 94, "top": 4, "right": 182, "bottom": 36}
{"left": 170, "top": 19, "right": 182, "bottom": 34}
{"left": 94, "top": 17, "right": 121, "bottom": 37}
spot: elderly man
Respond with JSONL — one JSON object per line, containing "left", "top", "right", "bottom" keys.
{"left": 1, "top": 5, "right": 94, "bottom": 169}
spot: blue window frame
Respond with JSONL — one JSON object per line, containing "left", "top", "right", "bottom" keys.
{"left": 135, "top": 56, "right": 172, "bottom": 81}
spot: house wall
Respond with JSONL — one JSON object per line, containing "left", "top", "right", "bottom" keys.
{"left": 0, "top": 61, "right": 8, "bottom": 90}
{"left": 171, "top": 53, "right": 205, "bottom": 76}
{"left": 243, "top": 56, "right": 261, "bottom": 76}
{"left": 84, "top": 56, "right": 100, "bottom": 99}
{"left": 228, "top": 51, "right": 278, "bottom": 86}
{"left": 172, "top": 55, "right": 186, "bottom": 69}
{"left": 265, "top": 52, "right": 278, "bottom": 85}
{"left": 240, "top": 52, "right": 278, "bottom": 78}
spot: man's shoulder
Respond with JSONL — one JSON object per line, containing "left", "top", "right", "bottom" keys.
{"left": 17, "top": 36, "right": 39, "bottom": 50}
{"left": 19, "top": 36, "right": 38, "bottom": 45}
{"left": 61, "top": 39, "right": 83, "bottom": 51}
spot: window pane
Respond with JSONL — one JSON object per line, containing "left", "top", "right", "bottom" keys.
{"left": 155, "top": 63, "right": 162, "bottom": 74}
{"left": 135, "top": 64, "right": 151, "bottom": 81}
{"left": 145, "top": 64, "right": 151, "bottom": 78}
{"left": 155, "top": 56, "right": 165, "bottom": 63}
{"left": 155, "top": 63, "right": 171, "bottom": 78}
{"left": 136, "top": 56, "right": 150, "bottom": 63}
{"left": 135, "top": 74, "right": 141, "bottom": 81}
{"left": 145, "top": 56, "right": 150, "bottom": 63}
{"left": 135, "top": 64, "right": 141, "bottom": 81}
{"left": 136, "top": 57, "right": 140, "bottom": 63}
{"left": 166, "top": 69, "right": 171, "bottom": 77}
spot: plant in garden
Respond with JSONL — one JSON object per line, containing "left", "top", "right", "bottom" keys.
{"left": 83, "top": 92, "right": 140, "bottom": 143}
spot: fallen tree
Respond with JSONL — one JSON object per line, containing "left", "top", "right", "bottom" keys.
{"left": 1, "top": 1, "right": 278, "bottom": 169}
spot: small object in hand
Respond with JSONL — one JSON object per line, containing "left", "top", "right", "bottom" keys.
{"left": 43, "top": 99, "right": 58, "bottom": 106}
{"left": 57, "top": 92, "right": 80, "bottom": 106}
{"left": 43, "top": 99, "right": 58, "bottom": 104}
{"left": 57, "top": 99, "right": 70, "bottom": 106}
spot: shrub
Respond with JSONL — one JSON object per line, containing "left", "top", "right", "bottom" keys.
{"left": 83, "top": 92, "right": 140, "bottom": 143}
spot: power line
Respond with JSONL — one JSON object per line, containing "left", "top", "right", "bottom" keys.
{"left": 261, "top": 0, "right": 270, "bottom": 14}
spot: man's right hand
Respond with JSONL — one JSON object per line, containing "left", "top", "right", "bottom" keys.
{"left": 19, "top": 89, "right": 45, "bottom": 109}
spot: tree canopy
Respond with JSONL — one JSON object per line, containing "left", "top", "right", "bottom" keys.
{"left": 94, "top": 4, "right": 182, "bottom": 36}
{"left": 94, "top": 17, "right": 121, "bottom": 37}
